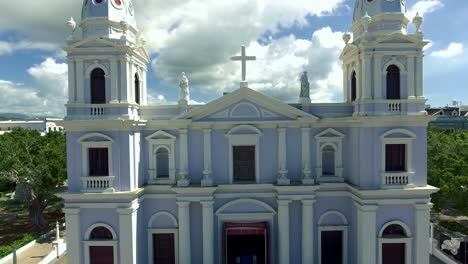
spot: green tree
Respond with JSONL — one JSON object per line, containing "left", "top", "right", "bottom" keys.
{"left": 0, "top": 128, "right": 66, "bottom": 229}
{"left": 428, "top": 126, "right": 468, "bottom": 216}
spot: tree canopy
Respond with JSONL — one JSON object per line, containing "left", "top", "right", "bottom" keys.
{"left": 0, "top": 128, "right": 66, "bottom": 229}
{"left": 428, "top": 126, "right": 468, "bottom": 216}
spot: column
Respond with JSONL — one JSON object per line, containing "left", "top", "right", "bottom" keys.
{"left": 407, "top": 56, "right": 415, "bottom": 98}
{"left": 117, "top": 204, "right": 139, "bottom": 264}
{"left": 301, "top": 127, "right": 313, "bottom": 184}
{"left": 202, "top": 128, "right": 213, "bottom": 187}
{"left": 301, "top": 200, "right": 315, "bottom": 264}
{"left": 120, "top": 57, "right": 129, "bottom": 102}
{"left": 177, "top": 129, "right": 190, "bottom": 187}
{"left": 361, "top": 55, "right": 372, "bottom": 100}
{"left": 142, "top": 69, "right": 148, "bottom": 105}
{"left": 416, "top": 55, "right": 424, "bottom": 98}
{"left": 128, "top": 61, "right": 134, "bottom": 103}
{"left": 110, "top": 58, "right": 118, "bottom": 103}
{"left": 177, "top": 201, "right": 191, "bottom": 264}
{"left": 374, "top": 55, "right": 383, "bottom": 99}
{"left": 357, "top": 59, "right": 362, "bottom": 100}
{"left": 64, "top": 208, "right": 81, "bottom": 264}
{"left": 277, "top": 128, "right": 290, "bottom": 185}
{"left": 278, "top": 199, "right": 291, "bottom": 264}
{"left": 67, "top": 58, "right": 76, "bottom": 103}
{"left": 343, "top": 64, "right": 349, "bottom": 102}
{"left": 356, "top": 204, "right": 378, "bottom": 264}
{"left": 201, "top": 201, "right": 214, "bottom": 264}
{"left": 414, "top": 204, "right": 431, "bottom": 264}
{"left": 76, "top": 59, "right": 85, "bottom": 103}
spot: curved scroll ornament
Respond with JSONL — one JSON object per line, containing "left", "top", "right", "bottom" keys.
{"left": 441, "top": 238, "right": 461, "bottom": 255}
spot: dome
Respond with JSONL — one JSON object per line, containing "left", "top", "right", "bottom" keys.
{"left": 81, "top": 0, "right": 137, "bottom": 34}
{"left": 353, "top": 0, "right": 407, "bottom": 22}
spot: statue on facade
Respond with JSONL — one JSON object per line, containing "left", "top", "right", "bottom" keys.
{"left": 300, "top": 71, "right": 311, "bottom": 104}
{"left": 179, "top": 72, "right": 190, "bottom": 106}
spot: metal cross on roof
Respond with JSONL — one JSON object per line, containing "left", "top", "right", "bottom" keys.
{"left": 231, "top": 45, "right": 256, "bottom": 82}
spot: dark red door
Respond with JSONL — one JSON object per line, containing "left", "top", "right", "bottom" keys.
{"left": 153, "top": 233, "right": 175, "bottom": 264}
{"left": 233, "top": 146, "right": 255, "bottom": 182}
{"left": 382, "top": 243, "right": 405, "bottom": 264}
{"left": 321, "top": 231, "right": 343, "bottom": 264}
{"left": 89, "top": 246, "right": 114, "bottom": 264}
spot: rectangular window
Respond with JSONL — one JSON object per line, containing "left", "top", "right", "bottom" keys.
{"left": 89, "top": 148, "right": 109, "bottom": 176}
{"left": 233, "top": 146, "right": 255, "bottom": 182}
{"left": 385, "top": 144, "right": 406, "bottom": 172}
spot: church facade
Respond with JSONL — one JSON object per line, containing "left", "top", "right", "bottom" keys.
{"left": 60, "top": 0, "right": 438, "bottom": 263}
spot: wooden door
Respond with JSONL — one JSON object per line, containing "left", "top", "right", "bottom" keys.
{"left": 153, "top": 233, "right": 175, "bottom": 264}
{"left": 382, "top": 243, "right": 405, "bottom": 264}
{"left": 233, "top": 146, "right": 255, "bottom": 182}
{"left": 321, "top": 231, "right": 343, "bottom": 264}
{"left": 89, "top": 246, "right": 114, "bottom": 264}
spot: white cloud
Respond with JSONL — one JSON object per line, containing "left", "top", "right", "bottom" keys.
{"left": 408, "top": 0, "right": 444, "bottom": 18}
{"left": 0, "top": 40, "right": 59, "bottom": 56}
{"left": 0, "top": 58, "right": 68, "bottom": 117}
{"left": 430, "top": 42, "right": 464, "bottom": 59}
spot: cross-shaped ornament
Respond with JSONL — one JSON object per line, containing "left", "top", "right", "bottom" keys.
{"left": 231, "top": 45, "right": 256, "bottom": 82}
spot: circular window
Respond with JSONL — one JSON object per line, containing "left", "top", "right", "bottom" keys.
{"left": 93, "top": 0, "right": 106, "bottom": 6}
{"left": 111, "top": 0, "right": 124, "bottom": 9}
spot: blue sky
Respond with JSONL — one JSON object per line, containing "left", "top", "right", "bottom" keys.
{"left": 0, "top": 0, "right": 466, "bottom": 117}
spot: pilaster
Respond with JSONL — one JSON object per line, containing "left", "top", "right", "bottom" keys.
{"left": 301, "top": 200, "right": 316, "bottom": 264}
{"left": 202, "top": 129, "right": 213, "bottom": 187}
{"left": 301, "top": 127, "right": 313, "bottom": 184}
{"left": 343, "top": 64, "right": 349, "bottom": 102}
{"left": 277, "top": 128, "right": 290, "bottom": 185}
{"left": 177, "top": 129, "right": 190, "bottom": 187}
{"left": 76, "top": 59, "right": 85, "bottom": 104}
{"left": 414, "top": 203, "right": 431, "bottom": 264}
{"left": 128, "top": 60, "right": 134, "bottom": 104}
{"left": 64, "top": 208, "right": 81, "bottom": 264}
{"left": 356, "top": 204, "right": 378, "bottom": 264}
{"left": 374, "top": 55, "right": 383, "bottom": 99}
{"left": 201, "top": 201, "right": 214, "bottom": 264}
{"left": 110, "top": 58, "right": 118, "bottom": 103}
{"left": 119, "top": 57, "right": 129, "bottom": 102}
{"left": 278, "top": 199, "right": 291, "bottom": 264}
{"left": 177, "top": 201, "right": 191, "bottom": 264}
{"left": 361, "top": 54, "right": 372, "bottom": 100}
{"left": 117, "top": 203, "right": 139, "bottom": 264}
{"left": 67, "top": 59, "right": 76, "bottom": 103}
{"left": 416, "top": 55, "right": 424, "bottom": 98}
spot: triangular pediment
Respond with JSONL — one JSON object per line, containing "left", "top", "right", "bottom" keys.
{"left": 68, "top": 37, "right": 119, "bottom": 49}
{"left": 340, "top": 44, "right": 358, "bottom": 59}
{"left": 376, "top": 33, "right": 421, "bottom": 45}
{"left": 145, "top": 130, "right": 176, "bottom": 141}
{"left": 175, "top": 88, "right": 319, "bottom": 122}
{"left": 315, "top": 128, "right": 345, "bottom": 138}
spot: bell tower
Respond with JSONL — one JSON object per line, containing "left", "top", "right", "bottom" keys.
{"left": 340, "top": 0, "right": 428, "bottom": 116}
{"left": 65, "top": 0, "right": 149, "bottom": 120}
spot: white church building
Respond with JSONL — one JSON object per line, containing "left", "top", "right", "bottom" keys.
{"left": 61, "top": 0, "right": 438, "bottom": 263}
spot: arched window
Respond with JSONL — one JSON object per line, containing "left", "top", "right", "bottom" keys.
{"left": 91, "top": 68, "right": 106, "bottom": 104}
{"left": 85, "top": 225, "right": 116, "bottom": 264}
{"left": 379, "top": 222, "right": 412, "bottom": 264}
{"left": 386, "top": 65, "right": 400, "bottom": 100}
{"left": 90, "top": 226, "right": 114, "bottom": 240}
{"left": 134, "top": 73, "right": 140, "bottom": 104}
{"left": 322, "top": 145, "right": 335, "bottom": 176}
{"left": 351, "top": 71, "right": 357, "bottom": 102}
{"left": 156, "top": 147, "right": 169, "bottom": 178}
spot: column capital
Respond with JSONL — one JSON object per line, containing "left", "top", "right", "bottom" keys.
{"left": 301, "top": 200, "right": 316, "bottom": 206}
{"left": 117, "top": 204, "right": 139, "bottom": 215}
{"left": 301, "top": 127, "right": 311, "bottom": 132}
{"left": 277, "top": 199, "right": 292, "bottom": 206}
{"left": 75, "top": 58, "right": 84, "bottom": 63}
{"left": 355, "top": 202, "right": 378, "bottom": 212}
{"left": 278, "top": 127, "right": 287, "bottom": 133}
{"left": 63, "top": 208, "right": 80, "bottom": 215}
{"left": 177, "top": 201, "right": 191, "bottom": 208}
{"left": 201, "top": 201, "right": 215, "bottom": 208}
{"left": 179, "top": 129, "right": 188, "bottom": 134}
{"left": 414, "top": 203, "right": 432, "bottom": 211}
{"left": 203, "top": 128, "right": 212, "bottom": 133}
